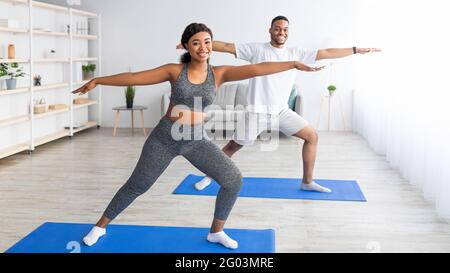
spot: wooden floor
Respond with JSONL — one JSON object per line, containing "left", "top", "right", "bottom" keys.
{"left": 1, "top": 127, "right": 449, "bottom": 253}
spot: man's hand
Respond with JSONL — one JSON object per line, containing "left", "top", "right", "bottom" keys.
{"left": 295, "top": 62, "right": 325, "bottom": 72}
{"left": 357, "top": 48, "right": 382, "bottom": 54}
{"left": 72, "top": 79, "right": 97, "bottom": 95}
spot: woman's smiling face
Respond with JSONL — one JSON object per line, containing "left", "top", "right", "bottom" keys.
{"left": 185, "top": 31, "right": 212, "bottom": 62}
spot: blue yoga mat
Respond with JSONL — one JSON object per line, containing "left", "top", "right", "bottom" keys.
{"left": 173, "top": 174, "right": 366, "bottom": 202}
{"left": 5, "top": 222, "right": 275, "bottom": 253}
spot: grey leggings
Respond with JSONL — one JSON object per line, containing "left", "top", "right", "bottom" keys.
{"left": 103, "top": 116, "right": 243, "bottom": 221}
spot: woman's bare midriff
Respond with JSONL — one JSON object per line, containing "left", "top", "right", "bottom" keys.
{"left": 165, "top": 103, "right": 207, "bottom": 125}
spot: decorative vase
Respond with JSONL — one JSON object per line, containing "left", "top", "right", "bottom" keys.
{"left": 8, "top": 44, "right": 15, "bottom": 59}
{"left": 328, "top": 90, "right": 335, "bottom": 96}
{"left": 126, "top": 98, "right": 133, "bottom": 109}
{"left": 6, "top": 79, "right": 17, "bottom": 90}
{"left": 34, "top": 78, "right": 41, "bottom": 86}
{"left": 82, "top": 71, "right": 94, "bottom": 81}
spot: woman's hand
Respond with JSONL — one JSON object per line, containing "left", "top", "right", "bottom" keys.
{"left": 72, "top": 79, "right": 97, "bottom": 95}
{"left": 295, "top": 62, "right": 325, "bottom": 72}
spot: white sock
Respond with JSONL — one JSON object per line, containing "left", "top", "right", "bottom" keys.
{"left": 194, "top": 176, "right": 212, "bottom": 191}
{"left": 301, "top": 181, "right": 332, "bottom": 193}
{"left": 207, "top": 231, "right": 238, "bottom": 249}
{"left": 82, "top": 226, "right": 106, "bottom": 246}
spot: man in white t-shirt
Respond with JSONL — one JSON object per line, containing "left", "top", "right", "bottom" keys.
{"left": 182, "top": 16, "right": 381, "bottom": 192}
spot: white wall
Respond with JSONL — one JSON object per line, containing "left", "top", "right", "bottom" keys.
{"left": 49, "top": 0, "right": 359, "bottom": 130}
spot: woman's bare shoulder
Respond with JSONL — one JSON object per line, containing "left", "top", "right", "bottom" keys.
{"left": 164, "top": 63, "right": 183, "bottom": 83}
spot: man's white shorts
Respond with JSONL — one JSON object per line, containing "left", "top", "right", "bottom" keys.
{"left": 233, "top": 108, "right": 309, "bottom": 146}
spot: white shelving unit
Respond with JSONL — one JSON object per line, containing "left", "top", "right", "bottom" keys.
{"left": 0, "top": 26, "right": 28, "bottom": 33}
{"left": 69, "top": 5, "right": 102, "bottom": 137}
{"left": 33, "top": 58, "right": 69, "bottom": 63}
{"left": 0, "top": 114, "right": 29, "bottom": 127}
{"left": 0, "top": 0, "right": 28, "bottom": 4}
{"left": 34, "top": 82, "right": 69, "bottom": 91}
{"left": 0, "top": 0, "right": 102, "bottom": 160}
{"left": 0, "top": 59, "right": 29, "bottom": 63}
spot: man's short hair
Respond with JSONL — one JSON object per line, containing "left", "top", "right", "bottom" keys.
{"left": 271, "top": 16, "right": 289, "bottom": 27}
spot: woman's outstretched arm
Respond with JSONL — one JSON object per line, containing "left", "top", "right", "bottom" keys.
{"left": 72, "top": 64, "right": 178, "bottom": 95}
{"left": 214, "top": 61, "right": 324, "bottom": 86}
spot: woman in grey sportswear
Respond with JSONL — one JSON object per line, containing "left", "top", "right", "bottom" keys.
{"left": 72, "top": 23, "right": 323, "bottom": 249}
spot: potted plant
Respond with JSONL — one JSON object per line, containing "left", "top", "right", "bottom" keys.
{"left": 0, "top": 63, "right": 6, "bottom": 79}
{"left": 125, "top": 85, "right": 135, "bottom": 109}
{"left": 0, "top": 64, "right": 6, "bottom": 90}
{"left": 82, "top": 64, "right": 96, "bottom": 80}
{"left": 327, "top": 84, "right": 337, "bottom": 96}
{"left": 1, "top": 62, "right": 25, "bottom": 90}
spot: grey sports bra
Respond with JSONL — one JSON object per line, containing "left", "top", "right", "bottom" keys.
{"left": 170, "top": 63, "right": 216, "bottom": 112}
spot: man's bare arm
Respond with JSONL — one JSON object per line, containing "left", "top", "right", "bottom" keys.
{"left": 177, "top": 40, "right": 237, "bottom": 56}
{"left": 316, "top": 47, "right": 382, "bottom": 60}
{"left": 212, "top": 41, "right": 236, "bottom": 57}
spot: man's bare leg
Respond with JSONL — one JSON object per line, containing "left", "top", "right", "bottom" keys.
{"left": 293, "top": 126, "right": 331, "bottom": 193}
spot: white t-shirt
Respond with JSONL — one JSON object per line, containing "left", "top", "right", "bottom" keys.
{"left": 235, "top": 42, "right": 318, "bottom": 114}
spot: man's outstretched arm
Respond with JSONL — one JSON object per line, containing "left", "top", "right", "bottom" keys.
{"left": 211, "top": 41, "right": 237, "bottom": 56}
{"left": 176, "top": 40, "right": 237, "bottom": 57}
{"left": 316, "top": 47, "right": 382, "bottom": 60}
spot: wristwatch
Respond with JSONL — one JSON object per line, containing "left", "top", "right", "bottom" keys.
{"left": 352, "top": 46, "right": 357, "bottom": 54}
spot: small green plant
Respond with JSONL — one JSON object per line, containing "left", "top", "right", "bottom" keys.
{"left": 125, "top": 85, "right": 135, "bottom": 108}
{"left": 82, "top": 64, "right": 96, "bottom": 80}
{"left": 1, "top": 62, "right": 25, "bottom": 79}
{"left": 327, "top": 84, "right": 336, "bottom": 96}
{"left": 82, "top": 64, "right": 96, "bottom": 72}
{"left": 0, "top": 64, "right": 7, "bottom": 79}
{"left": 327, "top": 85, "right": 336, "bottom": 92}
